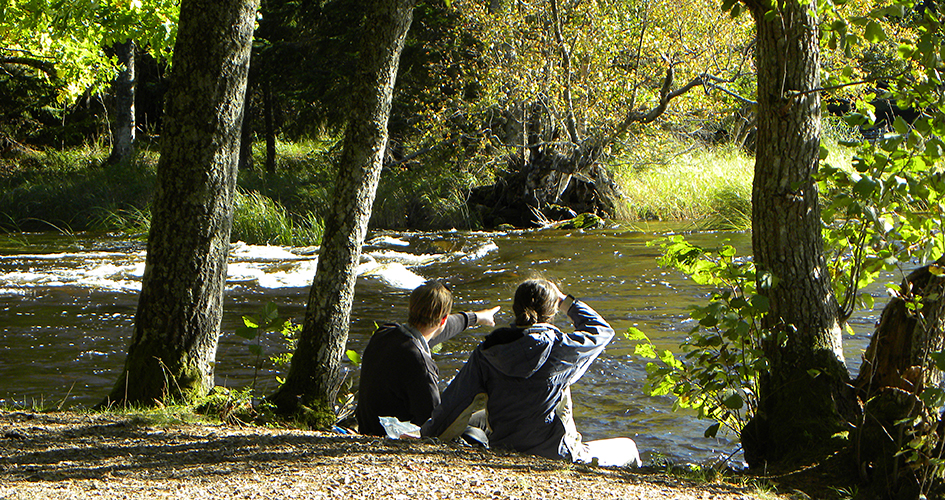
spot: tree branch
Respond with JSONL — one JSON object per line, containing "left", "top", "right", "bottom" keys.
{"left": 0, "top": 56, "right": 58, "bottom": 78}
{"left": 784, "top": 72, "right": 907, "bottom": 100}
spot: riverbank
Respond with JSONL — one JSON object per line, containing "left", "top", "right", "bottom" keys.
{"left": 0, "top": 137, "right": 761, "bottom": 238}
{"left": 0, "top": 410, "right": 789, "bottom": 499}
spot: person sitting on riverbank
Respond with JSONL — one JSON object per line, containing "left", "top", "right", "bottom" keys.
{"left": 355, "top": 280, "right": 499, "bottom": 437}
{"left": 420, "top": 279, "right": 639, "bottom": 466}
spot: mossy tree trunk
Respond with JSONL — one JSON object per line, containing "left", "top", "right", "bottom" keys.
{"left": 740, "top": 0, "right": 858, "bottom": 468}
{"left": 270, "top": 0, "right": 415, "bottom": 427}
{"left": 103, "top": 0, "right": 257, "bottom": 407}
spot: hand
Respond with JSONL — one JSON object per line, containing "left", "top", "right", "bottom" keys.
{"left": 548, "top": 282, "right": 567, "bottom": 304}
{"left": 475, "top": 306, "right": 500, "bottom": 327}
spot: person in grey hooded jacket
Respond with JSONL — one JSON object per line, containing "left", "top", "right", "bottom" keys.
{"left": 420, "top": 279, "right": 615, "bottom": 461}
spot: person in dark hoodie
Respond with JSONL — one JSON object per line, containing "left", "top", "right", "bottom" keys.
{"left": 420, "top": 278, "right": 620, "bottom": 462}
{"left": 356, "top": 280, "right": 499, "bottom": 437}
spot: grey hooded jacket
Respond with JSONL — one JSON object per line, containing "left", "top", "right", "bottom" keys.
{"left": 420, "top": 298, "right": 614, "bottom": 460}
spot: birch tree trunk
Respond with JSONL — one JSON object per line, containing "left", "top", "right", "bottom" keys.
{"left": 105, "top": 40, "right": 136, "bottom": 166}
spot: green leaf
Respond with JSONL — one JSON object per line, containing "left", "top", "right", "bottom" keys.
{"left": 659, "top": 349, "right": 680, "bottom": 368}
{"left": 893, "top": 116, "right": 910, "bottom": 135}
{"left": 624, "top": 327, "right": 650, "bottom": 342}
{"left": 635, "top": 343, "right": 658, "bottom": 359}
{"left": 262, "top": 302, "right": 280, "bottom": 324}
{"left": 930, "top": 351, "right": 945, "bottom": 370}
{"left": 248, "top": 344, "right": 263, "bottom": 356}
{"left": 704, "top": 422, "right": 721, "bottom": 438}
{"left": 842, "top": 113, "right": 870, "bottom": 128}
{"left": 236, "top": 325, "right": 257, "bottom": 340}
{"left": 853, "top": 176, "right": 878, "bottom": 198}
{"left": 864, "top": 21, "right": 886, "bottom": 43}
{"left": 723, "top": 392, "right": 744, "bottom": 409}
{"left": 346, "top": 349, "right": 362, "bottom": 365}
{"left": 242, "top": 316, "right": 259, "bottom": 329}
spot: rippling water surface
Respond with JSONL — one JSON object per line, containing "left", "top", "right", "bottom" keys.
{"left": 0, "top": 226, "right": 886, "bottom": 465}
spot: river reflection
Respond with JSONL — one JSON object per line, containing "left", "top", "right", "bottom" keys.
{"left": 0, "top": 226, "right": 886, "bottom": 465}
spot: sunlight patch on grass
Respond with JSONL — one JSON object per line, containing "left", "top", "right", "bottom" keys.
{"left": 615, "top": 139, "right": 753, "bottom": 226}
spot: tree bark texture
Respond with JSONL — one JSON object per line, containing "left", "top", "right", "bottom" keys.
{"left": 852, "top": 258, "right": 945, "bottom": 498}
{"left": 106, "top": 40, "right": 136, "bottom": 166}
{"left": 271, "top": 0, "right": 415, "bottom": 425}
{"left": 104, "top": 0, "right": 256, "bottom": 406}
{"left": 741, "top": 0, "right": 856, "bottom": 467}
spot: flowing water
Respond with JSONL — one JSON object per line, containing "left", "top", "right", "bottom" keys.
{"left": 0, "top": 226, "right": 885, "bottom": 465}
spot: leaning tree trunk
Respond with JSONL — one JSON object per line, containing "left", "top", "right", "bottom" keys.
{"left": 103, "top": 0, "right": 256, "bottom": 407}
{"left": 740, "top": 0, "right": 858, "bottom": 468}
{"left": 853, "top": 257, "right": 945, "bottom": 498}
{"left": 270, "top": 0, "right": 415, "bottom": 427}
{"left": 105, "top": 39, "right": 136, "bottom": 166}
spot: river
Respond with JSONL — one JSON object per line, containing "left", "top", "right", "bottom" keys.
{"left": 0, "top": 226, "right": 885, "bottom": 465}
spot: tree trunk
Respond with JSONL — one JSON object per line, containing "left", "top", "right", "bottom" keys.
{"left": 103, "top": 0, "right": 256, "bottom": 407}
{"left": 105, "top": 40, "right": 136, "bottom": 166}
{"left": 264, "top": 79, "right": 276, "bottom": 174}
{"left": 853, "top": 258, "right": 945, "bottom": 498}
{"left": 740, "top": 0, "right": 857, "bottom": 468}
{"left": 270, "top": 0, "right": 415, "bottom": 427}
{"left": 239, "top": 84, "right": 254, "bottom": 171}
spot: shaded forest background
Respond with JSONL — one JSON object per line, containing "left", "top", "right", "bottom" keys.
{"left": 1, "top": 0, "right": 909, "bottom": 236}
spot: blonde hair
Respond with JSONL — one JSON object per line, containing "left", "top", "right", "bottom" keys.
{"left": 408, "top": 280, "right": 453, "bottom": 328}
{"left": 513, "top": 279, "right": 558, "bottom": 326}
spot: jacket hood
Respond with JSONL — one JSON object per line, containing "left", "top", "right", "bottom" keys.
{"left": 481, "top": 325, "right": 558, "bottom": 378}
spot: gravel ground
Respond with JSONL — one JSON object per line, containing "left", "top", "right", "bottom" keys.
{"left": 0, "top": 411, "right": 789, "bottom": 499}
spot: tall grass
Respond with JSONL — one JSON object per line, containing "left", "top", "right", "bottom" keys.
{"left": 232, "top": 189, "right": 323, "bottom": 246}
{"left": 612, "top": 135, "right": 754, "bottom": 229}
{"left": 93, "top": 190, "right": 324, "bottom": 246}
{"left": 0, "top": 143, "right": 158, "bottom": 232}
{"left": 611, "top": 123, "right": 858, "bottom": 230}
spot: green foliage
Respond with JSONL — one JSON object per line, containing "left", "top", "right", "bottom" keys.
{"left": 235, "top": 302, "right": 301, "bottom": 392}
{"left": 0, "top": 144, "right": 158, "bottom": 232}
{"left": 193, "top": 386, "right": 260, "bottom": 425}
{"left": 630, "top": 236, "right": 768, "bottom": 438}
{"left": 232, "top": 189, "right": 324, "bottom": 247}
{"left": 818, "top": 127, "right": 945, "bottom": 321}
{"left": 1, "top": 0, "right": 179, "bottom": 104}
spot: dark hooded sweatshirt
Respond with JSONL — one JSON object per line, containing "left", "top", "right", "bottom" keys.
{"left": 356, "top": 312, "right": 477, "bottom": 437}
{"left": 420, "top": 298, "right": 614, "bottom": 460}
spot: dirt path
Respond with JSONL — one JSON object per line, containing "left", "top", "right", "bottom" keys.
{"left": 0, "top": 411, "right": 783, "bottom": 499}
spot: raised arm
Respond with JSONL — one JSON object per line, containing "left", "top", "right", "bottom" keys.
{"left": 428, "top": 306, "right": 500, "bottom": 347}
{"left": 558, "top": 296, "right": 615, "bottom": 386}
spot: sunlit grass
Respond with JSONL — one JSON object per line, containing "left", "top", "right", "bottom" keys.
{"left": 612, "top": 123, "right": 859, "bottom": 230}
{"left": 612, "top": 136, "right": 753, "bottom": 228}
{"left": 0, "top": 127, "right": 862, "bottom": 236}
{"left": 232, "top": 189, "right": 323, "bottom": 246}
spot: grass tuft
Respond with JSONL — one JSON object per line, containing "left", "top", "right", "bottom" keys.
{"left": 232, "top": 189, "right": 323, "bottom": 246}
{"left": 612, "top": 136, "right": 754, "bottom": 227}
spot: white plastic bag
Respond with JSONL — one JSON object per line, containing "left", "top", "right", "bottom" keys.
{"left": 378, "top": 416, "right": 421, "bottom": 439}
